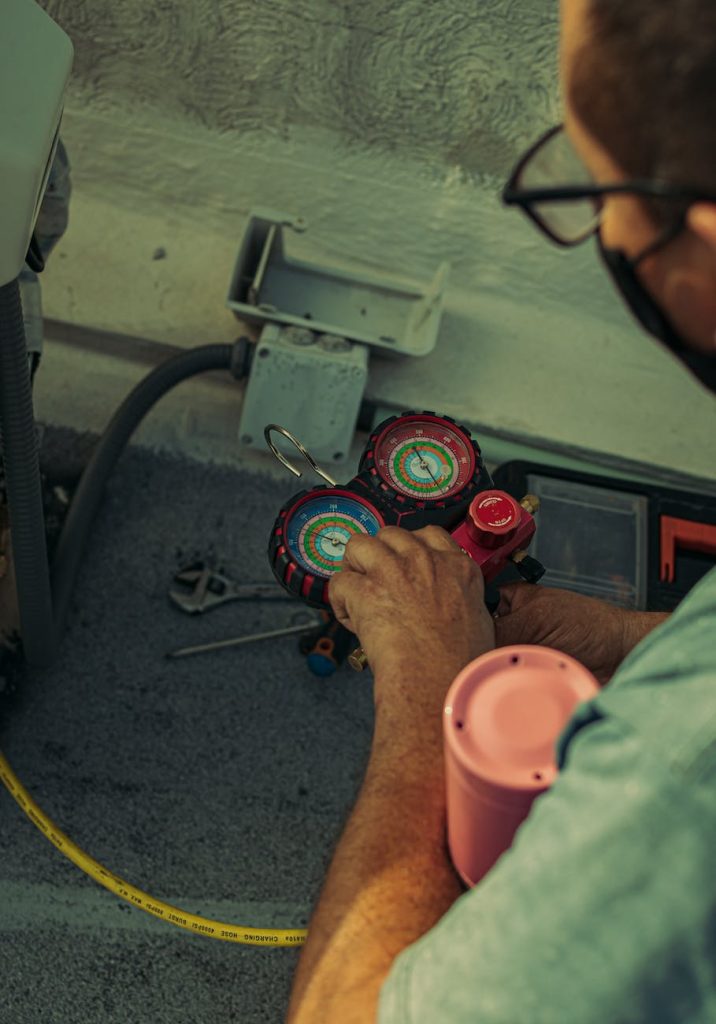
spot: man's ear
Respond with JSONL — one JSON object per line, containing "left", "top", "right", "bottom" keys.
{"left": 660, "top": 203, "right": 716, "bottom": 354}
{"left": 688, "top": 203, "right": 716, "bottom": 249}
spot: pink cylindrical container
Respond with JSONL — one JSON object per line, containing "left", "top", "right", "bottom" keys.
{"left": 444, "top": 646, "right": 599, "bottom": 888}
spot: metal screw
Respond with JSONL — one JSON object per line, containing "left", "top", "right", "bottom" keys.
{"left": 318, "top": 334, "right": 351, "bottom": 353}
{"left": 284, "top": 327, "right": 316, "bottom": 347}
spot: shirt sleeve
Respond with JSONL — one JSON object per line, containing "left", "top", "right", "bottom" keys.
{"left": 378, "top": 682, "right": 716, "bottom": 1024}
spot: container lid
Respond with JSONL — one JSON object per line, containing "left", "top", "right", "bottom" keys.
{"left": 524, "top": 473, "right": 649, "bottom": 609}
{"left": 444, "top": 646, "right": 599, "bottom": 794}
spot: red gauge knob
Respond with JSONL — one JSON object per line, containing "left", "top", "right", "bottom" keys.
{"left": 466, "top": 490, "right": 522, "bottom": 549}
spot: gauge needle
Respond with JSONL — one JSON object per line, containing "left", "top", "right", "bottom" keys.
{"left": 326, "top": 532, "right": 346, "bottom": 550}
{"left": 412, "top": 446, "right": 444, "bottom": 491}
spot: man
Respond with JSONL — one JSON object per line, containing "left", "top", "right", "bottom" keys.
{"left": 287, "top": 1, "right": 716, "bottom": 1021}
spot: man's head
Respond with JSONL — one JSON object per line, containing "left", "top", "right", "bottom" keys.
{"left": 561, "top": 0, "right": 716, "bottom": 361}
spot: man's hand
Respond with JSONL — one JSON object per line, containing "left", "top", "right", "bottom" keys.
{"left": 496, "top": 583, "right": 667, "bottom": 685}
{"left": 329, "top": 526, "right": 495, "bottom": 722}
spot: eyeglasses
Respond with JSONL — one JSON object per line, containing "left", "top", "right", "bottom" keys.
{"left": 502, "top": 124, "right": 716, "bottom": 247}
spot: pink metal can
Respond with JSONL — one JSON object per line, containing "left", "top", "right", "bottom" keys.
{"left": 443, "top": 646, "right": 599, "bottom": 888}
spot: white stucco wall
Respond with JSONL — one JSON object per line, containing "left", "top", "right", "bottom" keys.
{"left": 35, "top": 0, "right": 716, "bottom": 484}
{"left": 42, "top": 0, "right": 568, "bottom": 298}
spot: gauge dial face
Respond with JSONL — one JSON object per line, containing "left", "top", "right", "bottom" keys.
{"left": 375, "top": 418, "right": 475, "bottom": 500}
{"left": 286, "top": 493, "right": 383, "bottom": 578}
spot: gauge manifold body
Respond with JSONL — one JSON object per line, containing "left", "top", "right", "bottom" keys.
{"left": 268, "top": 413, "right": 512, "bottom": 611}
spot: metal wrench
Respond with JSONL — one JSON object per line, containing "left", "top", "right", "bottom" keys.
{"left": 169, "top": 563, "right": 292, "bottom": 615}
{"left": 166, "top": 610, "right": 323, "bottom": 660}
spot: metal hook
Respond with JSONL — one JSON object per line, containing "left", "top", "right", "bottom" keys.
{"left": 264, "top": 424, "right": 338, "bottom": 487}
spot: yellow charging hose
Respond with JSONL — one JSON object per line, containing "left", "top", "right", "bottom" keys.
{"left": 0, "top": 751, "right": 307, "bottom": 947}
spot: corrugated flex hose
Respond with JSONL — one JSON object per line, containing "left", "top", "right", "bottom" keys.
{"left": 51, "top": 340, "right": 242, "bottom": 638}
{"left": 0, "top": 279, "right": 55, "bottom": 666}
{"left": 0, "top": 316, "right": 306, "bottom": 944}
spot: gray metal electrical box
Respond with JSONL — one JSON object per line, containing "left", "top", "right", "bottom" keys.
{"left": 238, "top": 324, "right": 369, "bottom": 465}
{"left": 229, "top": 210, "right": 450, "bottom": 464}
{"left": 227, "top": 210, "right": 449, "bottom": 358}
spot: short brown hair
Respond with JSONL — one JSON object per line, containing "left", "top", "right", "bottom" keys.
{"left": 571, "top": 2, "right": 716, "bottom": 198}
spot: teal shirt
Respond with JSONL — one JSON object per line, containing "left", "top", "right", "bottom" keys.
{"left": 379, "top": 568, "right": 716, "bottom": 1024}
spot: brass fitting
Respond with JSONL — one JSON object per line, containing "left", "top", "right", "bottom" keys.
{"left": 348, "top": 646, "right": 369, "bottom": 672}
{"left": 519, "top": 494, "right": 540, "bottom": 516}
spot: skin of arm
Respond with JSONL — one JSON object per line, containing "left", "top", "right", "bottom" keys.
{"left": 286, "top": 526, "right": 496, "bottom": 1024}
{"left": 286, "top": 535, "right": 666, "bottom": 1023}
{"left": 496, "top": 583, "right": 670, "bottom": 686}
{"left": 286, "top": 671, "right": 464, "bottom": 1024}
{"left": 621, "top": 610, "right": 670, "bottom": 661}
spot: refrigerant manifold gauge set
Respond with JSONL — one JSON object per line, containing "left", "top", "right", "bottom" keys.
{"left": 267, "top": 411, "right": 546, "bottom": 611}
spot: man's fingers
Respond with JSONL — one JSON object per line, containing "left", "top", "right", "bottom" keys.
{"left": 342, "top": 533, "right": 391, "bottom": 574}
{"left": 362, "top": 525, "right": 455, "bottom": 557}
{"left": 342, "top": 525, "right": 421, "bottom": 571}
{"left": 328, "top": 567, "right": 370, "bottom": 634}
{"left": 497, "top": 581, "right": 537, "bottom": 617}
{"left": 373, "top": 526, "right": 420, "bottom": 555}
{"left": 343, "top": 526, "right": 458, "bottom": 576}
{"left": 372, "top": 524, "right": 458, "bottom": 559}
{"left": 497, "top": 583, "right": 520, "bottom": 618}
{"left": 410, "top": 524, "right": 459, "bottom": 553}
{"left": 494, "top": 611, "right": 525, "bottom": 648}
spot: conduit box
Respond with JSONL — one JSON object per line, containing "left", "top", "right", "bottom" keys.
{"left": 238, "top": 323, "right": 368, "bottom": 465}
{"left": 227, "top": 210, "right": 450, "bottom": 359}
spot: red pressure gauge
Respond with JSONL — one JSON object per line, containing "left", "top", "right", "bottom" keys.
{"left": 361, "top": 412, "right": 488, "bottom": 509}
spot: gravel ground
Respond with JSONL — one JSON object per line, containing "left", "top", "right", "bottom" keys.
{"left": 0, "top": 431, "right": 374, "bottom": 1024}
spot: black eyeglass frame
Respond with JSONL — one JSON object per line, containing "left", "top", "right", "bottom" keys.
{"left": 502, "top": 125, "right": 716, "bottom": 248}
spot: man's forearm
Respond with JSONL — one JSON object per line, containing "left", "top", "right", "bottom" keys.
{"left": 286, "top": 702, "right": 463, "bottom": 1024}
{"left": 620, "top": 611, "right": 670, "bottom": 663}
